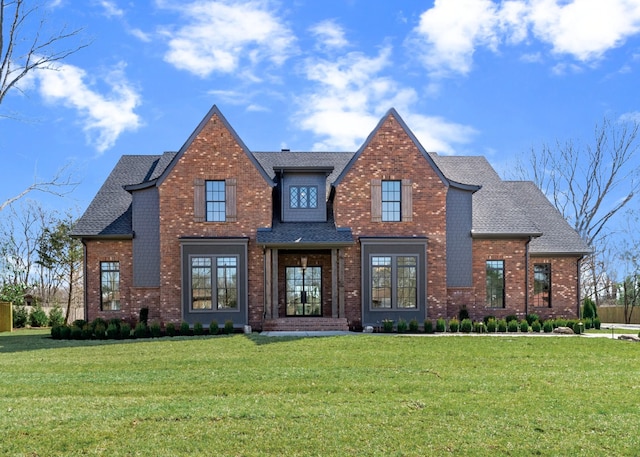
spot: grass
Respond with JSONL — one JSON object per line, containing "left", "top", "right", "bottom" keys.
{"left": 1, "top": 330, "right": 639, "bottom": 456}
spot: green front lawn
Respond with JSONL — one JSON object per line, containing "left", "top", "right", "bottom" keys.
{"left": 1, "top": 331, "right": 639, "bottom": 456}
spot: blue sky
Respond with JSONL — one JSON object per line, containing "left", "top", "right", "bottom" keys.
{"left": 3, "top": 0, "right": 640, "bottom": 217}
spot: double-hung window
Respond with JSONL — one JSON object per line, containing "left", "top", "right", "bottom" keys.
{"left": 533, "top": 263, "right": 551, "bottom": 307}
{"left": 100, "top": 261, "right": 121, "bottom": 311}
{"left": 370, "top": 255, "right": 417, "bottom": 309}
{"left": 206, "top": 180, "right": 226, "bottom": 222}
{"left": 486, "top": 260, "right": 505, "bottom": 308}
{"left": 381, "top": 180, "right": 401, "bottom": 222}
{"left": 190, "top": 256, "right": 238, "bottom": 311}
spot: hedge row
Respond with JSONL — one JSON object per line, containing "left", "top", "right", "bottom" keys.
{"left": 51, "top": 318, "right": 236, "bottom": 340}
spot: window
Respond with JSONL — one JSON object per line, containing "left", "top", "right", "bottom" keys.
{"left": 190, "top": 256, "right": 238, "bottom": 310}
{"left": 206, "top": 180, "right": 226, "bottom": 222}
{"left": 371, "top": 255, "right": 417, "bottom": 309}
{"left": 486, "top": 260, "right": 505, "bottom": 308}
{"left": 290, "top": 186, "right": 318, "bottom": 209}
{"left": 533, "top": 263, "right": 551, "bottom": 307}
{"left": 100, "top": 261, "right": 121, "bottom": 311}
{"left": 381, "top": 180, "right": 401, "bottom": 221}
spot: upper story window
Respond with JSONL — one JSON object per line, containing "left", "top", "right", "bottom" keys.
{"left": 100, "top": 261, "right": 121, "bottom": 311}
{"left": 206, "top": 180, "right": 226, "bottom": 222}
{"left": 381, "top": 180, "right": 401, "bottom": 221}
{"left": 290, "top": 186, "right": 318, "bottom": 209}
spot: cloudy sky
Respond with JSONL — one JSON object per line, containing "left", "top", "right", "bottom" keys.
{"left": 2, "top": 0, "right": 640, "bottom": 215}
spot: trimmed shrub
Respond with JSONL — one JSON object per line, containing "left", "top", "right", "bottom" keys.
{"left": 526, "top": 314, "right": 540, "bottom": 326}
{"left": 505, "top": 315, "right": 518, "bottom": 324}
{"left": 150, "top": 321, "right": 162, "bottom": 338}
{"left": 582, "top": 297, "right": 597, "bottom": 319}
{"left": 48, "top": 306, "right": 65, "bottom": 327}
{"left": 497, "top": 319, "right": 507, "bottom": 333}
{"left": 519, "top": 320, "right": 529, "bottom": 333}
{"left": 209, "top": 320, "right": 219, "bottom": 335}
{"left": 51, "top": 325, "right": 63, "bottom": 339}
{"left": 555, "top": 318, "right": 567, "bottom": 328}
{"left": 180, "top": 321, "right": 191, "bottom": 336}
{"left": 224, "top": 320, "right": 234, "bottom": 335}
{"left": 460, "top": 318, "right": 472, "bottom": 333}
{"left": 106, "top": 323, "right": 119, "bottom": 339}
{"left": 60, "top": 325, "right": 71, "bottom": 339}
{"left": 13, "top": 305, "right": 29, "bottom": 328}
{"left": 134, "top": 322, "right": 148, "bottom": 338}
{"left": 382, "top": 319, "right": 394, "bottom": 333}
{"left": 458, "top": 306, "right": 470, "bottom": 321}
{"left": 409, "top": 319, "right": 419, "bottom": 333}
{"left": 483, "top": 315, "right": 496, "bottom": 325}
{"left": 91, "top": 318, "right": 108, "bottom": 333}
{"left": 70, "top": 325, "right": 82, "bottom": 340}
{"left": 194, "top": 321, "right": 204, "bottom": 336}
{"left": 81, "top": 324, "right": 93, "bottom": 340}
{"left": 593, "top": 317, "right": 601, "bottom": 330}
{"left": 507, "top": 319, "right": 519, "bottom": 333}
{"left": 94, "top": 323, "right": 107, "bottom": 339}
{"left": 486, "top": 318, "right": 497, "bottom": 333}
{"left": 435, "top": 318, "right": 446, "bottom": 333}
{"left": 29, "top": 305, "right": 49, "bottom": 327}
{"left": 473, "top": 321, "right": 486, "bottom": 333}
{"left": 531, "top": 320, "right": 541, "bottom": 333}
{"left": 543, "top": 320, "right": 553, "bottom": 333}
{"left": 424, "top": 319, "right": 434, "bottom": 334}
{"left": 397, "top": 319, "right": 408, "bottom": 333}
{"left": 120, "top": 323, "right": 131, "bottom": 339}
{"left": 448, "top": 318, "right": 459, "bottom": 333}
{"left": 166, "top": 322, "right": 177, "bottom": 337}
{"left": 584, "top": 318, "right": 592, "bottom": 330}
{"left": 72, "top": 319, "right": 87, "bottom": 329}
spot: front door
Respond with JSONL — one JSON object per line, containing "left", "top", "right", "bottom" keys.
{"left": 286, "top": 266, "right": 322, "bottom": 316}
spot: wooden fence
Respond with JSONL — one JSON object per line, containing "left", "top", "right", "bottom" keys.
{"left": 597, "top": 307, "right": 640, "bottom": 324}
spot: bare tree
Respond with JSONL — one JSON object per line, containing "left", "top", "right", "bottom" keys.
{"left": 1, "top": 0, "right": 85, "bottom": 209}
{"left": 518, "top": 116, "right": 640, "bottom": 305}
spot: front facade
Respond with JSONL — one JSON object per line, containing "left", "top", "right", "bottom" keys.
{"left": 73, "top": 106, "right": 591, "bottom": 331}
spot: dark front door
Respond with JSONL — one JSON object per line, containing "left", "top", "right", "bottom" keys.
{"left": 286, "top": 266, "right": 322, "bottom": 316}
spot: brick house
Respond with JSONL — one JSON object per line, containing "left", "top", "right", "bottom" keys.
{"left": 72, "top": 105, "right": 591, "bottom": 331}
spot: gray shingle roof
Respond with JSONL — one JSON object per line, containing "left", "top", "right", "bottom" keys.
{"left": 257, "top": 220, "right": 353, "bottom": 247}
{"left": 252, "top": 151, "right": 354, "bottom": 187}
{"left": 72, "top": 153, "right": 176, "bottom": 237}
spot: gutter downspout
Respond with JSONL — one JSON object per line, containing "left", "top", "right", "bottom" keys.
{"left": 81, "top": 239, "right": 89, "bottom": 323}
{"left": 525, "top": 237, "right": 531, "bottom": 318}
{"left": 577, "top": 255, "right": 584, "bottom": 319}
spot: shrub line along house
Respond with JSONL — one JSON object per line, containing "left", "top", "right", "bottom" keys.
{"left": 72, "top": 105, "right": 591, "bottom": 331}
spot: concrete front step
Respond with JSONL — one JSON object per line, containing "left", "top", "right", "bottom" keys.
{"left": 262, "top": 317, "right": 349, "bottom": 332}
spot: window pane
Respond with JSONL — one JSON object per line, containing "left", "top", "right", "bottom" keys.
{"left": 192, "top": 257, "right": 212, "bottom": 309}
{"left": 299, "top": 187, "right": 308, "bottom": 207}
{"left": 309, "top": 187, "right": 317, "bottom": 208}
{"left": 371, "top": 256, "right": 392, "bottom": 308}
{"left": 290, "top": 187, "right": 298, "bottom": 208}
{"left": 486, "top": 260, "right": 505, "bottom": 308}
{"left": 533, "top": 263, "right": 551, "bottom": 307}
{"left": 100, "top": 261, "right": 120, "bottom": 311}
{"left": 216, "top": 257, "right": 238, "bottom": 309}
{"left": 397, "top": 257, "right": 417, "bottom": 308}
{"left": 206, "top": 180, "right": 226, "bottom": 221}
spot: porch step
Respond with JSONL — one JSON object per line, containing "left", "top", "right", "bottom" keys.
{"left": 262, "top": 317, "right": 349, "bottom": 332}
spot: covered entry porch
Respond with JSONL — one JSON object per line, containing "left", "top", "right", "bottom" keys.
{"left": 257, "top": 221, "right": 353, "bottom": 331}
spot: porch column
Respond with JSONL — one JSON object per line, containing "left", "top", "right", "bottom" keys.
{"left": 265, "top": 249, "right": 272, "bottom": 319}
{"left": 271, "top": 248, "right": 279, "bottom": 318}
{"left": 331, "top": 249, "right": 338, "bottom": 318}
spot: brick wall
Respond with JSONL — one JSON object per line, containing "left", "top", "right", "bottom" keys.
{"left": 157, "top": 112, "right": 272, "bottom": 327}
{"left": 334, "top": 112, "right": 449, "bottom": 323}
{"left": 529, "top": 255, "right": 580, "bottom": 320}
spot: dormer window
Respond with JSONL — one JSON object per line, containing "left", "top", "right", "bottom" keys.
{"left": 290, "top": 186, "right": 318, "bottom": 209}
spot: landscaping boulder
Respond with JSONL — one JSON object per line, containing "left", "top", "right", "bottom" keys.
{"left": 618, "top": 335, "right": 640, "bottom": 342}
{"left": 553, "top": 326, "right": 575, "bottom": 335}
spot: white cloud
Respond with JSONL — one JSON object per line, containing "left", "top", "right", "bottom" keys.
{"left": 410, "top": 0, "right": 640, "bottom": 77}
{"left": 98, "top": 0, "right": 124, "bottom": 18}
{"left": 158, "top": 0, "right": 296, "bottom": 78}
{"left": 296, "top": 46, "right": 476, "bottom": 153}
{"left": 37, "top": 62, "right": 142, "bottom": 153}
{"left": 309, "top": 20, "right": 349, "bottom": 50}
